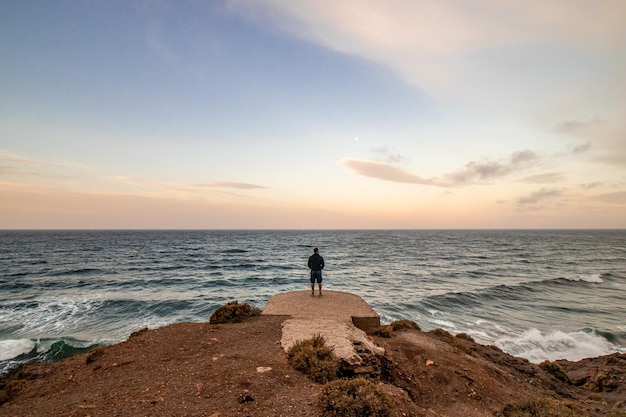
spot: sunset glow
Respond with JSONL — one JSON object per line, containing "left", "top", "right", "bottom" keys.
{"left": 1, "top": 1, "right": 625, "bottom": 228}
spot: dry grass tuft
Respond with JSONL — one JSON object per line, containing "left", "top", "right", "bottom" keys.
{"left": 428, "top": 328, "right": 473, "bottom": 354}
{"left": 539, "top": 361, "right": 573, "bottom": 385}
{"left": 287, "top": 334, "right": 339, "bottom": 384}
{"left": 494, "top": 398, "right": 589, "bottom": 417}
{"left": 317, "top": 377, "right": 393, "bottom": 417}
{"left": 368, "top": 325, "right": 393, "bottom": 338}
{"left": 390, "top": 320, "right": 420, "bottom": 331}
{"left": 588, "top": 369, "right": 622, "bottom": 392}
{"left": 209, "top": 301, "right": 261, "bottom": 324}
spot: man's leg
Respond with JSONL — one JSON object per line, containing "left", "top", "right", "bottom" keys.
{"left": 311, "top": 280, "right": 315, "bottom": 295}
{"left": 318, "top": 282, "right": 322, "bottom": 296}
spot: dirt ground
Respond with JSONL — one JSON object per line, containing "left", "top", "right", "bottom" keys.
{"left": 1, "top": 315, "right": 625, "bottom": 417}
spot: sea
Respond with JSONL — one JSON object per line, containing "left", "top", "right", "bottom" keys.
{"left": 1, "top": 229, "right": 625, "bottom": 374}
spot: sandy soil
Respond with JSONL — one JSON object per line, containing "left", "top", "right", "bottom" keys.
{"left": 1, "top": 315, "right": 624, "bottom": 417}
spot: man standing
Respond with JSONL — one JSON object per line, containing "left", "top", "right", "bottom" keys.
{"left": 308, "top": 247, "right": 325, "bottom": 297}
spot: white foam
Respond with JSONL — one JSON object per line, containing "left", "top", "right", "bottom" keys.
{"left": 0, "top": 339, "right": 35, "bottom": 361}
{"left": 430, "top": 319, "right": 456, "bottom": 329}
{"left": 566, "top": 274, "right": 604, "bottom": 283}
{"left": 0, "top": 297, "right": 104, "bottom": 338}
{"left": 496, "top": 328, "right": 620, "bottom": 363}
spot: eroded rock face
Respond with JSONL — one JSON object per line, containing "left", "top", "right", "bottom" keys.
{"left": 280, "top": 318, "right": 385, "bottom": 368}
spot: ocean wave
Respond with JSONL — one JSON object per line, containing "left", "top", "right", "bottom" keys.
{"left": 0, "top": 297, "right": 105, "bottom": 338}
{"left": 222, "top": 249, "right": 249, "bottom": 254}
{"left": 562, "top": 274, "right": 604, "bottom": 283}
{"left": 495, "top": 328, "right": 623, "bottom": 363}
{"left": 48, "top": 268, "right": 104, "bottom": 277}
{"left": 423, "top": 272, "right": 609, "bottom": 311}
{"left": 0, "top": 339, "right": 35, "bottom": 361}
{"left": 0, "top": 337, "right": 99, "bottom": 374}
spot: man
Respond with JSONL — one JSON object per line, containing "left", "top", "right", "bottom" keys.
{"left": 308, "top": 247, "right": 325, "bottom": 297}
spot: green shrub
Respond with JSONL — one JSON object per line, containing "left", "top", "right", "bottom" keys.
{"left": 317, "top": 377, "right": 393, "bottom": 417}
{"left": 209, "top": 301, "right": 261, "bottom": 324}
{"left": 287, "top": 334, "right": 339, "bottom": 384}
{"left": 494, "top": 398, "right": 589, "bottom": 417}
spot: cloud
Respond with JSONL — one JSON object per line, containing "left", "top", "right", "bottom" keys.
{"left": 341, "top": 158, "right": 444, "bottom": 186}
{"left": 371, "top": 148, "right": 409, "bottom": 165}
{"left": 580, "top": 182, "right": 603, "bottom": 189}
{"left": 192, "top": 182, "right": 268, "bottom": 190}
{"left": 556, "top": 118, "right": 626, "bottom": 165}
{"left": 556, "top": 118, "right": 604, "bottom": 136}
{"left": 0, "top": 150, "right": 39, "bottom": 164}
{"left": 229, "top": 0, "right": 626, "bottom": 96}
{"left": 518, "top": 172, "right": 565, "bottom": 184}
{"left": 587, "top": 191, "right": 626, "bottom": 205}
{"left": 444, "top": 150, "right": 539, "bottom": 185}
{"left": 517, "top": 188, "right": 562, "bottom": 205}
{"left": 342, "top": 150, "right": 539, "bottom": 187}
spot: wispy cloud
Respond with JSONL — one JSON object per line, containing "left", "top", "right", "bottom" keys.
{"left": 342, "top": 150, "right": 540, "bottom": 187}
{"left": 371, "top": 147, "right": 409, "bottom": 165}
{"left": 556, "top": 118, "right": 626, "bottom": 165}
{"left": 114, "top": 176, "right": 267, "bottom": 192}
{"left": 580, "top": 182, "right": 603, "bottom": 189}
{"left": 444, "top": 150, "right": 539, "bottom": 185}
{"left": 556, "top": 118, "right": 604, "bottom": 136}
{"left": 341, "top": 158, "right": 445, "bottom": 186}
{"left": 587, "top": 191, "right": 626, "bottom": 205}
{"left": 230, "top": 1, "right": 626, "bottom": 96}
{"left": 518, "top": 172, "right": 565, "bottom": 184}
{"left": 517, "top": 188, "right": 562, "bottom": 205}
{"left": 0, "top": 150, "right": 80, "bottom": 181}
{"left": 192, "top": 182, "right": 267, "bottom": 190}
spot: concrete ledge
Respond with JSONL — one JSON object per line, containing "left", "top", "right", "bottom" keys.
{"left": 262, "top": 290, "right": 381, "bottom": 331}
{"left": 262, "top": 290, "right": 384, "bottom": 367}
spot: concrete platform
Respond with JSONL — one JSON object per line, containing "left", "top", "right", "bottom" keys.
{"left": 262, "top": 290, "right": 384, "bottom": 368}
{"left": 262, "top": 290, "right": 381, "bottom": 331}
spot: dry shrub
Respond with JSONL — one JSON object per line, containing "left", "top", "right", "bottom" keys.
{"left": 209, "top": 301, "right": 261, "bottom": 324}
{"left": 0, "top": 365, "right": 36, "bottom": 407}
{"left": 368, "top": 325, "right": 393, "bottom": 338}
{"left": 456, "top": 332, "right": 475, "bottom": 342}
{"left": 317, "top": 377, "right": 392, "bottom": 417}
{"left": 0, "top": 379, "right": 29, "bottom": 406}
{"left": 369, "top": 320, "right": 420, "bottom": 338}
{"left": 390, "top": 320, "right": 420, "bottom": 331}
{"left": 428, "top": 328, "right": 473, "bottom": 355}
{"left": 588, "top": 369, "right": 622, "bottom": 392}
{"left": 539, "top": 361, "right": 573, "bottom": 385}
{"left": 287, "top": 334, "right": 339, "bottom": 384}
{"left": 494, "top": 398, "right": 589, "bottom": 417}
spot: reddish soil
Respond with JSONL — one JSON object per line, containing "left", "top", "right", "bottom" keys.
{"left": 1, "top": 315, "right": 624, "bottom": 417}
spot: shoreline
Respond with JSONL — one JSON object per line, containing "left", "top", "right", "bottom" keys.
{"left": 1, "top": 293, "right": 625, "bottom": 416}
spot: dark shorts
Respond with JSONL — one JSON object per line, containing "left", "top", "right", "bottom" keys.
{"left": 310, "top": 270, "right": 323, "bottom": 283}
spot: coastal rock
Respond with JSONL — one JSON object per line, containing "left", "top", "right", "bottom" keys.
{"left": 281, "top": 318, "right": 384, "bottom": 367}
{"left": 1, "top": 293, "right": 624, "bottom": 417}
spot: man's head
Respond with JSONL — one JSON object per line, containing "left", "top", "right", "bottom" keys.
{"left": 314, "top": 247, "right": 319, "bottom": 253}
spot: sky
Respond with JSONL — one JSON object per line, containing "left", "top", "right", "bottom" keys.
{"left": 1, "top": 0, "right": 625, "bottom": 229}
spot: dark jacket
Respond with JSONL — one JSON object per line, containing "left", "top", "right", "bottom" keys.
{"left": 308, "top": 253, "right": 324, "bottom": 271}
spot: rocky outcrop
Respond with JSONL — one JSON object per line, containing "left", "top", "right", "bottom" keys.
{"left": 1, "top": 293, "right": 624, "bottom": 417}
